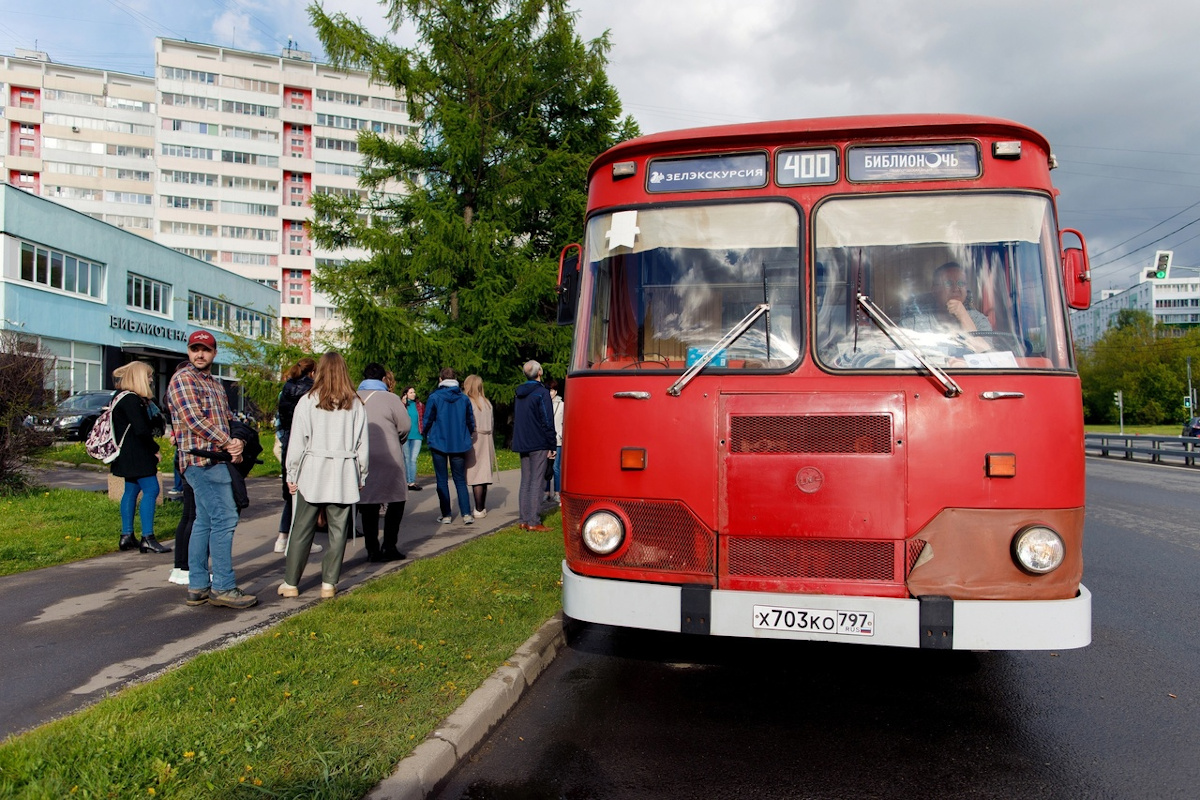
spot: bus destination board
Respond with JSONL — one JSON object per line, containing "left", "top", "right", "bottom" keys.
{"left": 647, "top": 153, "right": 768, "bottom": 193}
{"left": 847, "top": 143, "right": 980, "bottom": 182}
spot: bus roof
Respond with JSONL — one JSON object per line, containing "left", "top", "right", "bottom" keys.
{"left": 590, "top": 114, "right": 1052, "bottom": 180}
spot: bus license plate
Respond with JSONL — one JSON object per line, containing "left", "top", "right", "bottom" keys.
{"left": 753, "top": 605, "right": 875, "bottom": 636}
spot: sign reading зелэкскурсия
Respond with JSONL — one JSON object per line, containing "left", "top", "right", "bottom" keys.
{"left": 647, "top": 153, "right": 768, "bottom": 193}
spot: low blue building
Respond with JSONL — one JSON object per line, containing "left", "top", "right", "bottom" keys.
{"left": 0, "top": 184, "right": 276, "bottom": 407}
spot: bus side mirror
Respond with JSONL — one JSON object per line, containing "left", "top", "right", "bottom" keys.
{"left": 1061, "top": 228, "right": 1091, "bottom": 310}
{"left": 556, "top": 243, "right": 582, "bottom": 326}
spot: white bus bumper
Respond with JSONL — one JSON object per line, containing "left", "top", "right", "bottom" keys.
{"left": 562, "top": 562, "right": 1091, "bottom": 650}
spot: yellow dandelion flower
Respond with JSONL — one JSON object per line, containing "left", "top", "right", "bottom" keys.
{"left": 239, "top": 776, "right": 246, "bottom": 783}
{"left": 284, "top": 691, "right": 292, "bottom": 698}
{"left": 244, "top": 765, "right": 253, "bottom": 772}
{"left": 148, "top": 790, "right": 156, "bottom": 796}
{"left": 184, "top": 751, "right": 195, "bottom": 759}
{"left": 352, "top": 680, "right": 359, "bottom": 686}
{"left": 254, "top": 778, "right": 263, "bottom": 786}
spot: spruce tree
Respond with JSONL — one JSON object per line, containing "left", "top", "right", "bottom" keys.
{"left": 307, "top": 0, "right": 638, "bottom": 404}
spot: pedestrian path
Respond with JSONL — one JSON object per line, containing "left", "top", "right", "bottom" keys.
{"left": 0, "top": 466, "right": 528, "bottom": 740}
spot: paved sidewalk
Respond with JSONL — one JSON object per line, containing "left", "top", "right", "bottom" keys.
{"left": 0, "top": 465, "right": 529, "bottom": 741}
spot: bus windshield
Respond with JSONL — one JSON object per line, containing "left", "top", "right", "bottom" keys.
{"left": 578, "top": 202, "right": 801, "bottom": 371}
{"left": 814, "top": 193, "right": 1072, "bottom": 371}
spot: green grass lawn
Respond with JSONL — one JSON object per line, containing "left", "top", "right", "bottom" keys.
{"left": 0, "top": 517, "right": 564, "bottom": 799}
{"left": 1084, "top": 424, "right": 1185, "bottom": 436}
{"left": 0, "top": 489, "right": 182, "bottom": 577}
{"left": 38, "top": 436, "right": 523, "bottom": 479}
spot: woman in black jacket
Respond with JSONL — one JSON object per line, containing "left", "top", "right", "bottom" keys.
{"left": 110, "top": 361, "right": 170, "bottom": 553}
{"left": 274, "top": 357, "right": 318, "bottom": 554}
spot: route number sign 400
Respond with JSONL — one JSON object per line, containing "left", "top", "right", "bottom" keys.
{"left": 752, "top": 604, "right": 874, "bottom": 636}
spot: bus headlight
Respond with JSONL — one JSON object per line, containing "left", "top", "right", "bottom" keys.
{"left": 1012, "top": 526, "right": 1065, "bottom": 574}
{"left": 581, "top": 511, "right": 624, "bottom": 555}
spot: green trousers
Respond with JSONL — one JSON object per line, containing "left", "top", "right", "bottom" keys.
{"left": 284, "top": 492, "right": 352, "bottom": 587}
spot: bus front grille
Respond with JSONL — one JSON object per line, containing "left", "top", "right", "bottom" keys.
{"left": 563, "top": 496, "right": 715, "bottom": 577}
{"left": 724, "top": 537, "right": 926, "bottom": 587}
{"left": 729, "top": 414, "right": 893, "bottom": 454}
{"left": 727, "top": 537, "right": 895, "bottom": 581}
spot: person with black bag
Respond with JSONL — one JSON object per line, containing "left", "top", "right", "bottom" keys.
{"left": 275, "top": 358, "right": 321, "bottom": 555}
{"left": 110, "top": 361, "right": 171, "bottom": 554}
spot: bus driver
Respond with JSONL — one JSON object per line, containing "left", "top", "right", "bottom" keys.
{"left": 900, "top": 261, "right": 992, "bottom": 335}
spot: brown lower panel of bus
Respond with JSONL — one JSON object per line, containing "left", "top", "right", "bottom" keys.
{"left": 904, "top": 507, "right": 1084, "bottom": 601}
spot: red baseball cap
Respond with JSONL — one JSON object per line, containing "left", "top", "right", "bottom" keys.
{"left": 188, "top": 330, "right": 217, "bottom": 350}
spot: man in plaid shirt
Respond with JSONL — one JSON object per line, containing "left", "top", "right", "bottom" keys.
{"left": 166, "top": 330, "right": 257, "bottom": 609}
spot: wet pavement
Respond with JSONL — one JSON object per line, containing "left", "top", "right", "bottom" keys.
{"left": 431, "top": 458, "right": 1200, "bottom": 800}
{"left": 1, "top": 463, "right": 529, "bottom": 741}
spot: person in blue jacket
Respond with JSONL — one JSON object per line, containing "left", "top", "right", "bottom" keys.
{"left": 421, "top": 367, "right": 476, "bottom": 524}
{"left": 511, "top": 360, "right": 557, "bottom": 531}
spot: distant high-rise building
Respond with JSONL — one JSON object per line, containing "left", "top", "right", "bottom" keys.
{"left": 1, "top": 39, "right": 412, "bottom": 337}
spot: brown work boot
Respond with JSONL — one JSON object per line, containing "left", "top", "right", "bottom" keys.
{"left": 207, "top": 587, "right": 258, "bottom": 610}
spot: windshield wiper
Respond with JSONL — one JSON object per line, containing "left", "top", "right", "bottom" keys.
{"left": 855, "top": 292, "right": 962, "bottom": 398}
{"left": 668, "top": 303, "right": 770, "bottom": 397}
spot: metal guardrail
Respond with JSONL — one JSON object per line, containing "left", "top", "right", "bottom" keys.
{"left": 1084, "top": 433, "right": 1200, "bottom": 467}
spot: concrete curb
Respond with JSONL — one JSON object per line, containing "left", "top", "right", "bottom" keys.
{"left": 364, "top": 612, "right": 567, "bottom": 800}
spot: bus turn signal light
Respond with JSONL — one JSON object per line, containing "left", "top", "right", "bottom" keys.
{"left": 986, "top": 453, "right": 1016, "bottom": 477}
{"left": 620, "top": 448, "right": 647, "bottom": 470}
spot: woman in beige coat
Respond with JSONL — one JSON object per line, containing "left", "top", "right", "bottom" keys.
{"left": 356, "top": 363, "right": 410, "bottom": 561}
{"left": 279, "top": 352, "right": 368, "bottom": 599}
{"left": 463, "top": 375, "right": 497, "bottom": 518}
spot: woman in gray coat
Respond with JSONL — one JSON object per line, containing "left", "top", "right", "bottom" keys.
{"left": 356, "top": 363, "right": 410, "bottom": 561}
{"left": 279, "top": 352, "right": 368, "bottom": 599}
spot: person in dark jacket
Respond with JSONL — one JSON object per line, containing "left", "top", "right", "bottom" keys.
{"left": 421, "top": 367, "right": 476, "bottom": 524}
{"left": 275, "top": 357, "right": 319, "bottom": 554}
{"left": 511, "top": 360, "right": 557, "bottom": 532}
{"left": 110, "top": 361, "right": 170, "bottom": 553}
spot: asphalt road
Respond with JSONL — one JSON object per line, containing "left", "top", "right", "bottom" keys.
{"left": 432, "top": 457, "right": 1200, "bottom": 800}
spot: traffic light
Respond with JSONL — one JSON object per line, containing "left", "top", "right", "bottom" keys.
{"left": 1185, "top": 396, "right": 1192, "bottom": 410}
{"left": 1148, "top": 250, "right": 1173, "bottom": 280}
{"left": 1113, "top": 390, "right": 1123, "bottom": 406}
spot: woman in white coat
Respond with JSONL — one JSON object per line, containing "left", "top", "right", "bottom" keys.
{"left": 279, "top": 352, "right": 368, "bottom": 599}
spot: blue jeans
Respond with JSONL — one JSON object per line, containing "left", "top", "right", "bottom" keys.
{"left": 553, "top": 445, "right": 563, "bottom": 493}
{"left": 120, "top": 475, "right": 160, "bottom": 536}
{"left": 430, "top": 449, "right": 471, "bottom": 518}
{"left": 185, "top": 463, "right": 239, "bottom": 592}
{"left": 403, "top": 438, "right": 421, "bottom": 484}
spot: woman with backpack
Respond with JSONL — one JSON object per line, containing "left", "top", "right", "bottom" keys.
{"left": 110, "top": 361, "right": 171, "bottom": 554}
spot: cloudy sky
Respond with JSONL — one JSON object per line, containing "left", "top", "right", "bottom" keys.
{"left": 4, "top": 0, "right": 1200, "bottom": 291}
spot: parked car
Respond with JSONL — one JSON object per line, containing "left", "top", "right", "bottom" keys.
{"left": 1182, "top": 417, "right": 1200, "bottom": 438}
{"left": 28, "top": 390, "right": 117, "bottom": 441}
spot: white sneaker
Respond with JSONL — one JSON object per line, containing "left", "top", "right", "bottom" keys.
{"left": 274, "top": 534, "right": 287, "bottom": 553}
{"left": 310, "top": 542, "right": 323, "bottom": 553}
{"left": 463, "top": 515, "right": 474, "bottom": 525}
{"left": 168, "top": 568, "right": 189, "bottom": 585}
{"left": 437, "top": 516, "right": 453, "bottom": 524}
{"left": 474, "top": 508, "right": 488, "bottom": 518}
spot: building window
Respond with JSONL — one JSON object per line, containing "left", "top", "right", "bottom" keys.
{"left": 189, "top": 292, "right": 273, "bottom": 337}
{"left": 127, "top": 273, "right": 172, "bottom": 316}
{"left": 19, "top": 241, "right": 104, "bottom": 300}
{"left": 40, "top": 337, "right": 103, "bottom": 397}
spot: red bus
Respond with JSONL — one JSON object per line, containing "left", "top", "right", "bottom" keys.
{"left": 555, "top": 115, "right": 1092, "bottom": 650}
